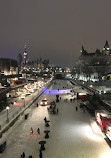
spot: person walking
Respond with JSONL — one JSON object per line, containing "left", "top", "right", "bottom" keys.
{"left": 57, "top": 108, "right": 59, "bottom": 114}
{"left": 76, "top": 106, "right": 78, "bottom": 111}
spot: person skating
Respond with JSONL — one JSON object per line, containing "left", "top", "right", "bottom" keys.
{"left": 30, "top": 127, "right": 33, "bottom": 134}
{"left": 44, "top": 117, "right": 47, "bottom": 123}
{"left": 37, "top": 128, "right": 40, "bottom": 135}
{"left": 22, "top": 152, "right": 26, "bottom": 158}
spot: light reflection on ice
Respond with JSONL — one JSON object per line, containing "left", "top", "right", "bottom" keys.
{"left": 101, "top": 150, "right": 111, "bottom": 158}
{"left": 85, "top": 124, "right": 103, "bottom": 141}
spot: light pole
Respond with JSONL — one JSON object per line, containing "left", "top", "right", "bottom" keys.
{"left": 6, "top": 106, "right": 10, "bottom": 123}
{"left": 22, "top": 98, "right": 25, "bottom": 108}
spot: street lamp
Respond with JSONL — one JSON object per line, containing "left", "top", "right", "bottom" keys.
{"left": 24, "top": 98, "right": 25, "bottom": 107}
{"left": 6, "top": 106, "right": 10, "bottom": 123}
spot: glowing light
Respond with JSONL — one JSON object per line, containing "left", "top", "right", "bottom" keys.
{"left": 85, "top": 124, "right": 103, "bottom": 141}
{"left": 91, "top": 121, "right": 102, "bottom": 134}
{"left": 13, "top": 101, "right": 23, "bottom": 106}
{"left": 96, "top": 113, "right": 102, "bottom": 125}
{"left": 101, "top": 151, "right": 111, "bottom": 158}
{"left": 79, "top": 92, "right": 86, "bottom": 96}
{"left": 43, "top": 89, "right": 70, "bottom": 95}
{"left": 6, "top": 106, "right": 10, "bottom": 110}
{"left": 107, "top": 47, "right": 110, "bottom": 50}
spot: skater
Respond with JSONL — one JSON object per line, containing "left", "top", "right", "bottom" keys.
{"left": 53, "top": 109, "right": 56, "bottom": 115}
{"left": 60, "top": 97, "right": 61, "bottom": 100}
{"left": 36, "top": 103, "right": 38, "bottom": 107}
{"left": 30, "top": 127, "right": 33, "bottom": 134}
{"left": 76, "top": 106, "right": 78, "bottom": 111}
{"left": 39, "top": 149, "right": 43, "bottom": 158}
{"left": 44, "top": 117, "right": 47, "bottom": 123}
{"left": 37, "top": 128, "right": 40, "bottom": 135}
{"left": 22, "top": 152, "right": 26, "bottom": 158}
{"left": 57, "top": 108, "right": 59, "bottom": 114}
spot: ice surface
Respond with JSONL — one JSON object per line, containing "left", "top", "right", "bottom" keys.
{"left": 0, "top": 80, "right": 111, "bottom": 158}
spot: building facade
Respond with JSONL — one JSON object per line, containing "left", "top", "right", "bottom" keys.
{"left": 0, "top": 58, "right": 20, "bottom": 85}
{"left": 75, "top": 41, "right": 111, "bottom": 81}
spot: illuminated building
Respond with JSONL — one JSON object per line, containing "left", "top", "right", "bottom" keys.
{"left": 75, "top": 40, "right": 111, "bottom": 81}
{"left": 0, "top": 58, "right": 20, "bottom": 85}
{"left": 22, "top": 45, "right": 29, "bottom": 64}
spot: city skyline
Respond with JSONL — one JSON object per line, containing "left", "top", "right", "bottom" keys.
{"left": 0, "top": 0, "right": 111, "bottom": 68}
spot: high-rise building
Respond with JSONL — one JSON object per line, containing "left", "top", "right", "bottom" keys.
{"left": 22, "top": 45, "right": 28, "bottom": 64}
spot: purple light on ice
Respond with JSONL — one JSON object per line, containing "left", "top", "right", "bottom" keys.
{"left": 43, "top": 89, "right": 70, "bottom": 95}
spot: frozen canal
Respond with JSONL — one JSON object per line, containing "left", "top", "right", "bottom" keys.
{"left": 0, "top": 80, "right": 111, "bottom": 158}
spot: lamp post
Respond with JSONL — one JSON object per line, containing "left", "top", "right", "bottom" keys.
{"left": 6, "top": 106, "right": 10, "bottom": 123}
{"left": 22, "top": 98, "right": 25, "bottom": 108}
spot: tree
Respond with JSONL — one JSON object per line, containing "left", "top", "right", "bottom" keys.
{"left": 42, "top": 59, "right": 49, "bottom": 68}
{"left": 89, "top": 57, "right": 108, "bottom": 81}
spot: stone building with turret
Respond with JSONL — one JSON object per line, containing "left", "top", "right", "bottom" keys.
{"left": 75, "top": 41, "right": 111, "bottom": 81}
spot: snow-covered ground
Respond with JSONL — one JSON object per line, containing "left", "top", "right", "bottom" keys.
{"left": 0, "top": 80, "right": 111, "bottom": 158}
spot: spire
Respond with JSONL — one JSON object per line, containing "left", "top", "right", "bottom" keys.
{"left": 22, "top": 44, "right": 28, "bottom": 64}
{"left": 103, "top": 40, "right": 110, "bottom": 51}
{"left": 80, "top": 45, "right": 85, "bottom": 53}
{"left": 80, "top": 45, "right": 87, "bottom": 55}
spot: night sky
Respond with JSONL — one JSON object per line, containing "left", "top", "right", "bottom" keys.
{"left": 0, "top": 0, "right": 111, "bottom": 68}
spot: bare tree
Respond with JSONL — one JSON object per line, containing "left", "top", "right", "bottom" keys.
{"left": 89, "top": 57, "right": 108, "bottom": 81}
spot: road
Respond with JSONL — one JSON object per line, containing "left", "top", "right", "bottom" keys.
{"left": 0, "top": 83, "right": 46, "bottom": 129}
{"left": 0, "top": 80, "right": 111, "bottom": 158}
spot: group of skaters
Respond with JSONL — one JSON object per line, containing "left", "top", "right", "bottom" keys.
{"left": 47, "top": 101, "right": 59, "bottom": 115}
{"left": 30, "top": 127, "right": 40, "bottom": 135}
{"left": 20, "top": 128, "right": 40, "bottom": 158}
{"left": 20, "top": 92, "right": 60, "bottom": 158}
